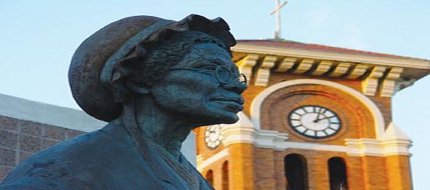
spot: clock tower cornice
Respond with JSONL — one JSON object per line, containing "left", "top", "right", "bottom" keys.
{"left": 233, "top": 40, "right": 430, "bottom": 97}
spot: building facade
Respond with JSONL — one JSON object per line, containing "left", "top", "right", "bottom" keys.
{"left": 196, "top": 40, "right": 430, "bottom": 190}
{"left": 0, "top": 94, "right": 105, "bottom": 181}
{"left": 0, "top": 94, "right": 196, "bottom": 181}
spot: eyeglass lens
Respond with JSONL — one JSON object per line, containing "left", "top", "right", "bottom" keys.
{"left": 215, "top": 66, "right": 247, "bottom": 85}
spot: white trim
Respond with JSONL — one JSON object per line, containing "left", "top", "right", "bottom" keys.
{"left": 221, "top": 124, "right": 255, "bottom": 145}
{"left": 220, "top": 127, "right": 413, "bottom": 157}
{"left": 380, "top": 140, "right": 412, "bottom": 156}
{"left": 0, "top": 93, "right": 105, "bottom": 132}
{"left": 280, "top": 141, "right": 348, "bottom": 152}
{"left": 345, "top": 138, "right": 411, "bottom": 157}
{"left": 253, "top": 129, "right": 288, "bottom": 151}
{"left": 250, "top": 79, "right": 385, "bottom": 138}
{"left": 196, "top": 149, "right": 229, "bottom": 171}
{"left": 217, "top": 123, "right": 410, "bottom": 157}
{"left": 219, "top": 112, "right": 256, "bottom": 145}
{"left": 249, "top": 130, "right": 411, "bottom": 157}
{"left": 232, "top": 44, "right": 430, "bottom": 70}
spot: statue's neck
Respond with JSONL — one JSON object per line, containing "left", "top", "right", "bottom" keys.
{"left": 122, "top": 97, "right": 195, "bottom": 160}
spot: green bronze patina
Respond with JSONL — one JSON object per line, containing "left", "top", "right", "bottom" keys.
{"left": 0, "top": 14, "right": 245, "bottom": 190}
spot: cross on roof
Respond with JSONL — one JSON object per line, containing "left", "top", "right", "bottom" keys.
{"left": 270, "top": 0, "right": 288, "bottom": 39}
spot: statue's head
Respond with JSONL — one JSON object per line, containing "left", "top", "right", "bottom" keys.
{"left": 69, "top": 14, "right": 246, "bottom": 124}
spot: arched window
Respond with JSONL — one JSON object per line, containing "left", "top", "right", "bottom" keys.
{"left": 222, "top": 161, "right": 229, "bottom": 190}
{"left": 328, "top": 157, "right": 348, "bottom": 190}
{"left": 205, "top": 170, "right": 214, "bottom": 186}
{"left": 284, "top": 154, "right": 308, "bottom": 190}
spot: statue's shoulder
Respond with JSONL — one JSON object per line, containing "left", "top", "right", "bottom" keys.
{"left": 0, "top": 123, "right": 138, "bottom": 189}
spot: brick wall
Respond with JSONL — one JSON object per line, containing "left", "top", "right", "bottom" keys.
{"left": 0, "top": 116, "right": 84, "bottom": 181}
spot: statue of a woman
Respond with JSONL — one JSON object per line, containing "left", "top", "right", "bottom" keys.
{"left": 0, "top": 14, "right": 246, "bottom": 190}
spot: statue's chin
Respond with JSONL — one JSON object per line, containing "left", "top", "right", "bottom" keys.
{"left": 201, "top": 113, "right": 239, "bottom": 126}
{"left": 221, "top": 114, "right": 239, "bottom": 124}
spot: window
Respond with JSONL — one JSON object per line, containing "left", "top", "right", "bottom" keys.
{"left": 222, "top": 161, "right": 229, "bottom": 190}
{"left": 328, "top": 157, "right": 348, "bottom": 190}
{"left": 205, "top": 170, "right": 214, "bottom": 186}
{"left": 284, "top": 154, "right": 308, "bottom": 190}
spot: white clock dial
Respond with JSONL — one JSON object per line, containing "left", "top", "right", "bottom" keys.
{"left": 205, "top": 125, "right": 223, "bottom": 149}
{"left": 288, "top": 105, "right": 341, "bottom": 138}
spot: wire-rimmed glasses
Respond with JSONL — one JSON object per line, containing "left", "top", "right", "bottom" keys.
{"left": 169, "top": 65, "right": 247, "bottom": 85}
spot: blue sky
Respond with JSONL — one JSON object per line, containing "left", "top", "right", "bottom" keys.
{"left": 1, "top": 0, "right": 429, "bottom": 188}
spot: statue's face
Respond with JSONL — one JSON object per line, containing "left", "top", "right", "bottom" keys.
{"left": 149, "top": 43, "right": 246, "bottom": 125}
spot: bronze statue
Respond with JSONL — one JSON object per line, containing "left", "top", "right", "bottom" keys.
{"left": 0, "top": 14, "right": 246, "bottom": 190}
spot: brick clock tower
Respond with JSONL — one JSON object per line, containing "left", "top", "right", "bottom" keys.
{"left": 195, "top": 40, "right": 430, "bottom": 190}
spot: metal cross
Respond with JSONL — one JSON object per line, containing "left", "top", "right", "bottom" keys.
{"left": 270, "top": 0, "right": 288, "bottom": 39}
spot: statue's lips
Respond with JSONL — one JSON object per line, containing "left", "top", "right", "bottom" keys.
{"left": 210, "top": 97, "right": 244, "bottom": 111}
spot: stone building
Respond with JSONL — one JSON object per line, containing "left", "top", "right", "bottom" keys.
{"left": 0, "top": 93, "right": 196, "bottom": 181}
{"left": 195, "top": 40, "right": 430, "bottom": 190}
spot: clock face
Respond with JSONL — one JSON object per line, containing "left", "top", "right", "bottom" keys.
{"left": 288, "top": 105, "right": 341, "bottom": 139}
{"left": 205, "top": 125, "right": 223, "bottom": 149}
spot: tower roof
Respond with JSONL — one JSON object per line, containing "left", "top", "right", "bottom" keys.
{"left": 237, "top": 39, "right": 429, "bottom": 62}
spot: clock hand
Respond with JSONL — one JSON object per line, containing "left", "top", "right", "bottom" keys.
{"left": 317, "top": 116, "right": 329, "bottom": 122}
{"left": 315, "top": 108, "right": 329, "bottom": 122}
{"left": 314, "top": 109, "right": 323, "bottom": 122}
{"left": 317, "top": 115, "right": 338, "bottom": 123}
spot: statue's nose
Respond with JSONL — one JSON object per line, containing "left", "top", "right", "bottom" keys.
{"left": 221, "top": 81, "right": 247, "bottom": 94}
